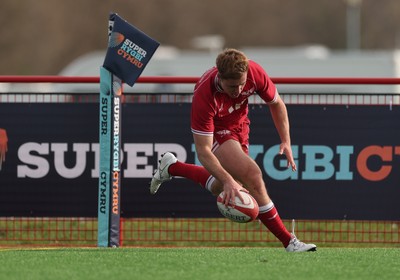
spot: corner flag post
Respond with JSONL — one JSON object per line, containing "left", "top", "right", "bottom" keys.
{"left": 97, "top": 13, "right": 159, "bottom": 247}
{"left": 98, "top": 15, "right": 123, "bottom": 247}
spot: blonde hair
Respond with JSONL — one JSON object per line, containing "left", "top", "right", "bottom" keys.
{"left": 216, "top": 48, "right": 249, "bottom": 80}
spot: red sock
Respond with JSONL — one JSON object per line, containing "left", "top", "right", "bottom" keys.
{"left": 258, "top": 202, "right": 292, "bottom": 247}
{"left": 168, "top": 161, "right": 212, "bottom": 189}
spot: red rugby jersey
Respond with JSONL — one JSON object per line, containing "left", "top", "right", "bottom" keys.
{"left": 191, "top": 60, "right": 277, "bottom": 137}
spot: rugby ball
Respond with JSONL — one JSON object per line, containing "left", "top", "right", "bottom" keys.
{"left": 217, "top": 191, "right": 259, "bottom": 223}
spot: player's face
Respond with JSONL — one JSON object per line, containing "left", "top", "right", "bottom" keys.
{"left": 220, "top": 73, "right": 247, "bottom": 98}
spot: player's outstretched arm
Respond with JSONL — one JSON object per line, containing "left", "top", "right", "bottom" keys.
{"left": 268, "top": 96, "right": 297, "bottom": 171}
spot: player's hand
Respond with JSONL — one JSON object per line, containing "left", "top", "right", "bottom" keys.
{"left": 279, "top": 142, "right": 297, "bottom": 171}
{"left": 222, "top": 180, "right": 248, "bottom": 206}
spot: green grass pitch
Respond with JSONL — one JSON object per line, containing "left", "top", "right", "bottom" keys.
{"left": 1, "top": 247, "right": 399, "bottom": 280}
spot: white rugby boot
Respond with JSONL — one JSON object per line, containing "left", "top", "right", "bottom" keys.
{"left": 149, "top": 152, "right": 177, "bottom": 194}
{"left": 285, "top": 219, "right": 317, "bottom": 252}
{"left": 285, "top": 235, "right": 317, "bottom": 252}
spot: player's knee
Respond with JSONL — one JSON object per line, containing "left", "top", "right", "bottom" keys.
{"left": 245, "top": 166, "right": 263, "bottom": 183}
{"left": 251, "top": 183, "right": 267, "bottom": 195}
{"left": 243, "top": 171, "right": 266, "bottom": 195}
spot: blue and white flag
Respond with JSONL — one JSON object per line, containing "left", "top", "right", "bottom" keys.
{"left": 103, "top": 14, "right": 160, "bottom": 86}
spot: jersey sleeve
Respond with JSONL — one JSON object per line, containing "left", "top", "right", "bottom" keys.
{"left": 250, "top": 61, "right": 278, "bottom": 104}
{"left": 191, "top": 82, "right": 216, "bottom": 137}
